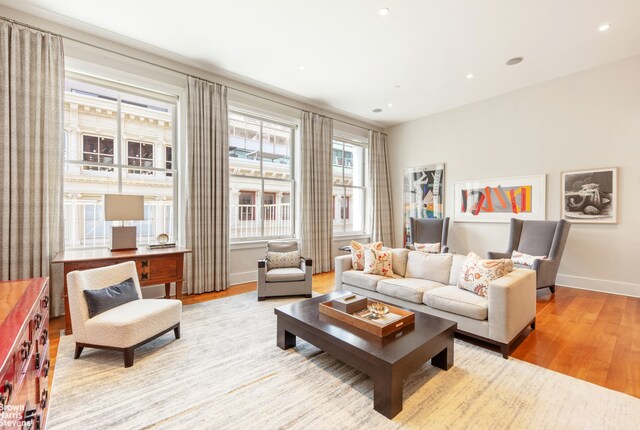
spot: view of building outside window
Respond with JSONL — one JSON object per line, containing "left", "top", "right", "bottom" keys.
{"left": 333, "top": 139, "right": 366, "bottom": 234}
{"left": 63, "top": 78, "right": 176, "bottom": 248}
{"left": 228, "top": 112, "right": 294, "bottom": 240}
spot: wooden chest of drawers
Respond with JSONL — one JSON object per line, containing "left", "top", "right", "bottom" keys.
{"left": 0, "top": 278, "right": 50, "bottom": 430}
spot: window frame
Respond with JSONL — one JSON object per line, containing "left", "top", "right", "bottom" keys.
{"left": 228, "top": 109, "right": 296, "bottom": 242}
{"left": 333, "top": 137, "right": 367, "bottom": 236}
{"left": 63, "top": 73, "right": 179, "bottom": 250}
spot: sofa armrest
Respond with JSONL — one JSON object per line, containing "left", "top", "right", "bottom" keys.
{"left": 334, "top": 255, "right": 353, "bottom": 291}
{"left": 487, "top": 251, "right": 511, "bottom": 259}
{"left": 487, "top": 268, "right": 536, "bottom": 345}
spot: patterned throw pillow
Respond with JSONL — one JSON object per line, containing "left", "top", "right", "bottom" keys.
{"left": 266, "top": 250, "right": 301, "bottom": 270}
{"left": 414, "top": 242, "right": 441, "bottom": 254}
{"left": 512, "top": 251, "right": 547, "bottom": 267}
{"left": 363, "top": 248, "right": 394, "bottom": 277}
{"left": 457, "top": 252, "right": 514, "bottom": 298}
{"left": 350, "top": 241, "right": 383, "bottom": 271}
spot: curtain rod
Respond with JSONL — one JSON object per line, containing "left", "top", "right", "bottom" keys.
{"left": 0, "top": 15, "right": 378, "bottom": 133}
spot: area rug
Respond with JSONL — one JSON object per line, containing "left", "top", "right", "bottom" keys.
{"left": 48, "top": 292, "right": 638, "bottom": 430}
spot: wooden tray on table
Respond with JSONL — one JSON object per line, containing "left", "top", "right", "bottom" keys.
{"left": 319, "top": 299, "right": 415, "bottom": 337}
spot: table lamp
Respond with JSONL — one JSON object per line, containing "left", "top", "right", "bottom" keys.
{"left": 104, "top": 194, "right": 144, "bottom": 251}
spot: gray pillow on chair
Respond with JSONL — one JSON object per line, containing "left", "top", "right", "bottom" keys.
{"left": 83, "top": 277, "right": 139, "bottom": 318}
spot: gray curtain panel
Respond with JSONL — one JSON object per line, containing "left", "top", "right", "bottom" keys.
{"left": 368, "top": 131, "right": 394, "bottom": 247}
{"left": 300, "top": 112, "right": 333, "bottom": 273}
{"left": 0, "top": 22, "right": 65, "bottom": 316}
{"left": 186, "top": 77, "right": 229, "bottom": 293}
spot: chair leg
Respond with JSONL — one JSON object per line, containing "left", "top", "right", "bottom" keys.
{"left": 304, "top": 294, "right": 312, "bottom": 298}
{"left": 124, "top": 347, "right": 135, "bottom": 368}
{"left": 174, "top": 324, "right": 181, "bottom": 340}
{"left": 500, "top": 344, "right": 510, "bottom": 359}
{"left": 549, "top": 285, "right": 556, "bottom": 294}
{"left": 74, "top": 344, "right": 84, "bottom": 359}
{"left": 258, "top": 296, "right": 266, "bottom": 301}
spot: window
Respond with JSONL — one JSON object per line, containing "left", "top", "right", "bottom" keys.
{"left": 229, "top": 111, "right": 295, "bottom": 240}
{"left": 63, "top": 77, "right": 177, "bottom": 249}
{"left": 333, "top": 139, "right": 366, "bottom": 234}
{"left": 127, "top": 141, "right": 154, "bottom": 175}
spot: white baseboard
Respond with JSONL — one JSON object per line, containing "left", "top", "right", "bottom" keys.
{"left": 556, "top": 274, "right": 640, "bottom": 298}
{"left": 230, "top": 270, "right": 257, "bottom": 286}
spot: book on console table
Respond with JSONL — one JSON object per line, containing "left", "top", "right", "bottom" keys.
{"left": 146, "top": 243, "right": 177, "bottom": 249}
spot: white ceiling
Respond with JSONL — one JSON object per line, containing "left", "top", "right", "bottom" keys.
{"left": 3, "top": 0, "right": 640, "bottom": 126}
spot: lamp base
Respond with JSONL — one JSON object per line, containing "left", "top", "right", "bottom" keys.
{"left": 111, "top": 226, "right": 138, "bottom": 251}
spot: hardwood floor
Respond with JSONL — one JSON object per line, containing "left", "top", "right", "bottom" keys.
{"left": 48, "top": 273, "right": 640, "bottom": 399}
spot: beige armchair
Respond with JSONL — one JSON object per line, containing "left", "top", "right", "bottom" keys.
{"left": 67, "top": 261, "right": 182, "bottom": 367}
{"left": 258, "top": 240, "right": 312, "bottom": 301}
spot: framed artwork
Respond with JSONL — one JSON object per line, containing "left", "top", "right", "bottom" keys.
{"left": 561, "top": 168, "right": 617, "bottom": 224}
{"left": 403, "top": 164, "right": 445, "bottom": 245}
{"left": 453, "top": 174, "right": 546, "bottom": 223}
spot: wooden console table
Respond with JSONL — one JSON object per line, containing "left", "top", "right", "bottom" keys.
{"left": 52, "top": 247, "right": 191, "bottom": 335}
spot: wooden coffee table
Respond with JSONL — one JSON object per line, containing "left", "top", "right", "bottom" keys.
{"left": 274, "top": 292, "right": 457, "bottom": 419}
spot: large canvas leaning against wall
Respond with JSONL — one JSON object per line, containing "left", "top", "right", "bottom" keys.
{"left": 403, "top": 164, "right": 445, "bottom": 245}
{"left": 453, "top": 174, "right": 546, "bottom": 223}
{"left": 562, "top": 167, "right": 617, "bottom": 224}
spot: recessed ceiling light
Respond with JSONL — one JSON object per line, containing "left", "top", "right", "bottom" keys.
{"left": 466, "top": 73, "right": 474, "bottom": 79}
{"left": 598, "top": 23, "right": 611, "bottom": 32}
{"left": 379, "top": 8, "right": 390, "bottom": 16}
{"left": 506, "top": 57, "right": 524, "bottom": 66}
{"left": 387, "top": 103, "right": 393, "bottom": 107}
{"left": 298, "top": 65, "right": 305, "bottom": 71}
{"left": 372, "top": 108, "right": 383, "bottom": 113}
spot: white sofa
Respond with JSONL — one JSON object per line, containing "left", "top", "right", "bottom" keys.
{"left": 335, "top": 249, "right": 536, "bottom": 358}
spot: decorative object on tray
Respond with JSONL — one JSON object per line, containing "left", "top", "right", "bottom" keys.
{"left": 403, "top": 164, "right": 445, "bottom": 245}
{"left": 561, "top": 167, "right": 617, "bottom": 224}
{"left": 453, "top": 174, "right": 546, "bottom": 223}
{"left": 319, "top": 298, "right": 415, "bottom": 337}
{"left": 332, "top": 294, "right": 368, "bottom": 313}
{"left": 366, "top": 301, "right": 389, "bottom": 319}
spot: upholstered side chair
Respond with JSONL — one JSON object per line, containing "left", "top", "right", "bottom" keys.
{"left": 488, "top": 219, "right": 571, "bottom": 293}
{"left": 407, "top": 217, "right": 450, "bottom": 253}
{"left": 257, "top": 240, "right": 312, "bottom": 301}
{"left": 67, "top": 261, "right": 182, "bottom": 367}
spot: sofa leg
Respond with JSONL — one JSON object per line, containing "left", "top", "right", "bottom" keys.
{"left": 257, "top": 296, "right": 265, "bottom": 302}
{"left": 531, "top": 319, "right": 536, "bottom": 330}
{"left": 74, "top": 344, "right": 84, "bottom": 359}
{"left": 549, "top": 285, "right": 556, "bottom": 294}
{"left": 500, "top": 344, "right": 510, "bottom": 359}
{"left": 174, "top": 324, "right": 181, "bottom": 340}
{"left": 304, "top": 294, "right": 312, "bottom": 298}
{"left": 124, "top": 347, "right": 135, "bottom": 368}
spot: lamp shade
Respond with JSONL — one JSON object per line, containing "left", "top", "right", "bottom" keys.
{"left": 104, "top": 194, "right": 144, "bottom": 221}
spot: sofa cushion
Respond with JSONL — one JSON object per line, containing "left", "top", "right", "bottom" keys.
{"left": 342, "top": 270, "right": 389, "bottom": 291}
{"left": 458, "top": 252, "right": 514, "bottom": 298}
{"left": 390, "top": 248, "right": 409, "bottom": 277}
{"left": 364, "top": 248, "right": 394, "bottom": 277}
{"left": 424, "top": 286, "right": 489, "bottom": 321}
{"left": 404, "top": 252, "right": 453, "bottom": 284}
{"left": 448, "top": 254, "right": 468, "bottom": 286}
{"left": 377, "top": 278, "right": 445, "bottom": 304}
{"left": 266, "top": 267, "right": 305, "bottom": 282}
{"left": 267, "top": 240, "right": 299, "bottom": 253}
{"left": 350, "top": 241, "right": 383, "bottom": 270}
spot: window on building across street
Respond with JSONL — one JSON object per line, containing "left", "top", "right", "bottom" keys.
{"left": 63, "top": 76, "right": 177, "bottom": 249}
{"left": 229, "top": 111, "right": 295, "bottom": 240}
{"left": 332, "top": 139, "right": 366, "bottom": 234}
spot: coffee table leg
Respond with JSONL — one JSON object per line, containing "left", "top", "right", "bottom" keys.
{"left": 277, "top": 319, "right": 296, "bottom": 350}
{"left": 373, "top": 370, "right": 403, "bottom": 419}
{"left": 431, "top": 339, "right": 454, "bottom": 370}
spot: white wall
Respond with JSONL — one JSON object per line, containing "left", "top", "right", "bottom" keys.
{"left": 387, "top": 55, "right": 640, "bottom": 297}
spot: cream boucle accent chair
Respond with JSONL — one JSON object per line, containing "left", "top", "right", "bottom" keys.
{"left": 67, "top": 261, "right": 182, "bottom": 367}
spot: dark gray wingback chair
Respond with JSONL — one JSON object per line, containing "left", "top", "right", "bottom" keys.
{"left": 407, "top": 217, "right": 450, "bottom": 253}
{"left": 257, "top": 240, "right": 312, "bottom": 301}
{"left": 488, "top": 219, "right": 571, "bottom": 293}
